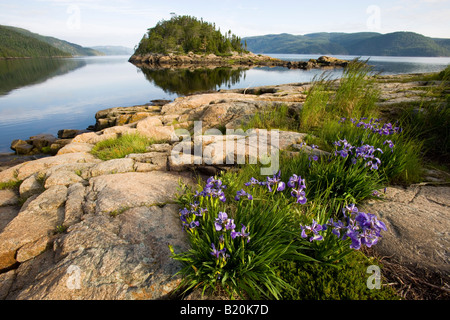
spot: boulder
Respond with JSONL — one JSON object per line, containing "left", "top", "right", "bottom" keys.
{"left": 0, "top": 185, "right": 68, "bottom": 270}
{"left": 11, "top": 140, "right": 34, "bottom": 155}
{"left": 57, "top": 129, "right": 86, "bottom": 139}
{"left": 14, "top": 152, "right": 100, "bottom": 181}
{"left": 44, "top": 171, "right": 84, "bottom": 189}
{"left": 89, "top": 158, "right": 135, "bottom": 178}
{"left": 136, "top": 117, "right": 176, "bottom": 141}
{"left": 0, "top": 189, "right": 19, "bottom": 207}
{"left": 0, "top": 206, "right": 20, "bottom": 233}
{"left": 19, "top": 174, "right": 43, "bottom": 199}
{"left": 84, "top": 171, "right": 194, "bottom": 215}
{"left": 63, "top": 183, "right": 86, "bottom": 227}
{"left": 8, "top": 204, "right": 188, "bottom": 300}
{"left": 10, "top": 140, "right": 28, "bottom": 151}
{"left": 56, "top": 143, "right": 94, "bottom": 155}
{"left": 362, "top": 185, "right": 450, "bottom": 274}
{"left": 27, "top": 134, "right": 57, "bottom": 150}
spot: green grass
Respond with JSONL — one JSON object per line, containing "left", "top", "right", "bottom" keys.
{"left": 300, "top": 59, "right": 380, "bottom": 132}
{"left": 0, "top": 180, "right": 22, "bottom": 190}
{"left": 90, "top": 133, "right": 163, "bottom": 161}
{"left": 241, "top": 104, "right": 299, "bottom": 132}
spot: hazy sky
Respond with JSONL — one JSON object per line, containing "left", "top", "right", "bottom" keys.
{"left": 1, "top": 0, "right": 449, "bottom": 48}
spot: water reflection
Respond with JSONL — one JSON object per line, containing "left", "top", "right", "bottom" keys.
{"left": 139, "top": 67, "right": 248, "bottom": 95}
{"left": 0, "top": 58, "right": 86, "bottom": 96}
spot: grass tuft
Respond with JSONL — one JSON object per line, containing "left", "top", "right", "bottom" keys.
{"left": 90, "top": 133, "right": 164, "bottom": 161}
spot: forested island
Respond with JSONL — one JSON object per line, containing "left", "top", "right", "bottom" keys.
{"left": 133, "top": 15, "right": 247, "bottom": 56}
{"left": 129, "top": 15, "right": 349, "bottom": 69}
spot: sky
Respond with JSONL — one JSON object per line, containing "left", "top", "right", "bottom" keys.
{"left": 1, "top": 0, "right": 449, "bottom": 49}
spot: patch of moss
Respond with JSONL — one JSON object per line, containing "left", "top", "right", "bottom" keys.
{"left": 277, "top": 251, "right": 400, "bottom": 300}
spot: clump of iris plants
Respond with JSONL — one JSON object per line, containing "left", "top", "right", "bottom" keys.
{"left": 171, "top": 168, "right": 387, "bottom": 299}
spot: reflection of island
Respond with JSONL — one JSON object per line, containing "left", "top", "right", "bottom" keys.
{"left": 0, "top": 58, "right": 86, "bottom": 96}
{"left": 139, "top": 67, "right": 247, "bottom": 95}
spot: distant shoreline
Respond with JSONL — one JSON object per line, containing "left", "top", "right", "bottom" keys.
{"left": 128, "top": 52, "right": 350, "bottom": 70}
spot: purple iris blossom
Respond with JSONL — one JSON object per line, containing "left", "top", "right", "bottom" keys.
{"left": 179, "top": 208, "right": 190, "bottom": 217}
{"left": 244, "top": 177, "right": 261, "bottom": 187}
{"left": 196, "top": 177, "right": 227, "bottom": 202}
{"left": 330, "top": 204, "right": 387, "bottom": 250}
{"left": 231, "top": 224, "right": 250, "bottom": 242}
{"left": 231, "top": 230, "right": 240, "bottom": 239}
{"left": 214, "top": 212, "right": 228, "bottom": 231}
{"left": 287, "top": 174, "right": 299, "bottom": 188}
{"left": 343, "top": 203, "right": 359, "bottom": 216}
{"left": 290, "top": 175, "right": 307, "bottom": 205}
{"left": 239, "top": 224, "right": 251, "bottom": 243}
{"left": 210, "top": 243, "right": 227, "bottom": 259}
{"left": 235, "top": 189, "right": 253, "bottom": 201}
{"left": 225, "top": 219, "right": 236, "bottom": 231}
{"left": 291, "top": 188, "right": 307, "bottom": 203}
{"left": 195, "top": 207, "right": 208, "bottom": 217}
{"left": 277, "top": 181, "right": 286, "bottom": 192}
{"left": 300, "top": 219, "right": 324, "bottom": 242}
{"left": 329, "top": 218, "right": 346, "bottom": 238}
{"left": 296, "top": 193, "right": 307, "bottom": 205}
{"left": 190, "top": 201, "right": 200, "bottom": 211}
{"left": 309, "top": 155, "right": 319, "bottom": 162}
{"left": 384, "top": 139, "right": 395, "bottom": 152}
{"left": 311, "top": 144, "right": 318, "bottom": 150}
{"left": 266, "top": 171, "right": 283, "bottom": 192}
{"left": 189, "top": 220, "right": 200, "bottom": 229}
{"left": 288, "top": 174, "right": 306, "bottom": 189}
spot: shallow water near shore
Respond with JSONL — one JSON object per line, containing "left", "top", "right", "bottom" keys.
{"left": 0, "top": 54, "right": 449, "bottom": 153}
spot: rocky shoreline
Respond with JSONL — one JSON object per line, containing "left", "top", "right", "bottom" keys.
{"left": 129, "top": 52, "right": 350, "bottom": 70}
{"left": 1, "top": 73, "right": 449, "bottom": 300}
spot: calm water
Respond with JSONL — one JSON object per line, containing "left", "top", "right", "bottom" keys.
{"left": 0, "top": 54, "right": 449, "bottom": 153}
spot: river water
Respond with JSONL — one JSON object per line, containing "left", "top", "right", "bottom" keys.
{"left": 0, "top": 54, "right": 449, "bottom": 153}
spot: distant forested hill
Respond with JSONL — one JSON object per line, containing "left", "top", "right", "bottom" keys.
{"left": 134, "top": 15, "right": 247, "bottom": 56}
{"left": 91, "top": 46, "right": 134, "bottom": 55}
{"left": 0, "top": 25, "right": 104, "bottom": 58}
{"left": 0, "top": 25, "right": 71, "bottom": 58}
{"left": 243, "top": 32, "right": 450, "bottom": 57}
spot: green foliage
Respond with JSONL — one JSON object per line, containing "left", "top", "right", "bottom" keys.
{"left": 0, "top": 179, "right": 22, "bottom": 190}
{"left": 90, "top": 133, "right": 161, "bottom": 161}
{"left": 277, "top": 251, "right": 400, "bottom": 300}
{"left": 55, "top": 225, "right": 68, "bottom": 234}
{"left": 135, "top": 15, "right": 247, "bottom": 55}
{"left": 243, "top": 31, "right": 450, "bottom": 57}
{"left": 0, "top": 25, "right": 71, "bottom": 58}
